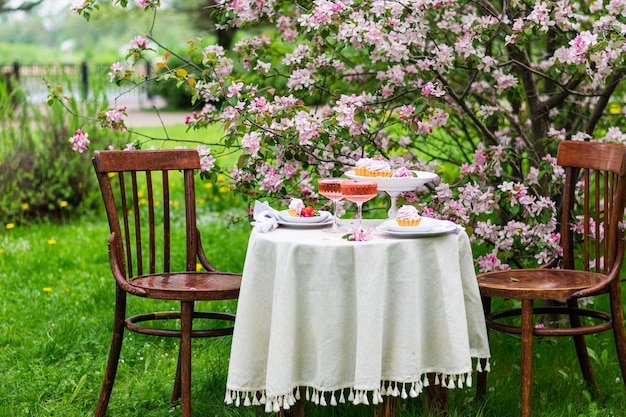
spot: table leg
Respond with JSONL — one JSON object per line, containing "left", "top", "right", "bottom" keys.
{"left": 374, "top": 396, "right": 397, "bottom": 417}
{"left": 277, "top": 398, "right": 305, "bottom": 417}
{"left": 425, "top": 374, "right": 449, "bottom": 415}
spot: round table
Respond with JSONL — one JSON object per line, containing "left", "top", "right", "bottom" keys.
{"left": 225, "top": 219, "right": 490, "bottom": 413}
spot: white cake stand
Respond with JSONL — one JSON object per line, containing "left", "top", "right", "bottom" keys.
{"left": 345, "top": 170, "right": 438, "bottom": 218}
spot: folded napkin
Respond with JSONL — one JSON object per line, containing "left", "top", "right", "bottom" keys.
{"left": 251, "top": 201, "right": 280, "bottom": 233}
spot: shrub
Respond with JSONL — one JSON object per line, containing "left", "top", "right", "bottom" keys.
{"left": 0, "top": 80, "right": 130, "bottom": 224}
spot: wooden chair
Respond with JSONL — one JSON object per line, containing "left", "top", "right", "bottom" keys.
{"left": 476, "top": 140, "right": 626, "bottom": 417}
{"left": 92, "top": 149, "right": 241, "bottom": 417}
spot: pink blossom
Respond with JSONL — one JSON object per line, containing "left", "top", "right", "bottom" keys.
{"left": 476, "top": 253, "right": 509, "bottom": 273}
{"left": 526, "top": 167, "right": 540, "bottom": 185}
{"left": 197, "top": 146, "right": 216, "bottom": 172}
{"left": 568, "top": 31, "right": 598, "bottom": 64}
{"left": 227, "top": 82, "right": 244, "bottom": 98}
{"left": 258, "top": 169, "right": 284, "bottom": 193}
{"left": 129, "top": 36, "right": 149, "bottom": 49}
{"left": 493, "top": 69, "right": 518, "bottom": 94}
{"left": 68, "top": 129, "right": 90, "bottom": 153}
{"left": 287, "top": 68, "right": 315, "bottom": 90}
{"left": 345, "top": 227, "right": 374, "bottom": 242}
{"left": 103, "top": 108, "right": 127, "bottom": 131}
{"left": 108, "top": 62, "right": 124, "bottom": 82}
{"left": 242, "top": 132, "right": 262, "bottom": 157}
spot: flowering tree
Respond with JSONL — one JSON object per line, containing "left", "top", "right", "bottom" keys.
{"left": 59, "top": 0, "right": 626, "bottom": 272}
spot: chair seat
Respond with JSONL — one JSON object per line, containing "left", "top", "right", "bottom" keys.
{"left": 477, "top": 268, "right": 607, "bottom": 300}
{"left": 130, "top": 271, "right": 241, "bottom": 301}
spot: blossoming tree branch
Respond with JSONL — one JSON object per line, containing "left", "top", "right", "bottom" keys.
{"left": 57, "top": 0, "right": 626, "bottom": 272}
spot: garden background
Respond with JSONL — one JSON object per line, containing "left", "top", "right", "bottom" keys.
{"left": 2, "top": 1, "right": 626, "bottom": 416}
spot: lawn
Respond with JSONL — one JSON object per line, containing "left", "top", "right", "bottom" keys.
{"left": 1, "top": 121, "right": 625, "bottom": 417}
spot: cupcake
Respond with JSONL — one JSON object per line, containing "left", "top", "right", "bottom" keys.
{"left": 287, "top": 198, "right": 305, "bottom": 216}
{"left": 354, "top": 158, "right": 372, "bottom": 176}
{"left": 368, "top": 158, "right": 392, "bottom": 177}
{"left": 396, "top": 205, "right": 422, "bottom": 227}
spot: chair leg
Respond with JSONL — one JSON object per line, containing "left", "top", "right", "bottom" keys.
{"left": 425, "top": 377, "right": 448, "bottom": 415}
{"left": 180, "top": 301, "right": 194, "bottom": 417}
{"left": 476, "top": 296, "right": 491, "bottom": 398}
{"left": 567, "top": 299, "right": 598, "bottom": 393}
{"left": 278, "top": 396, "right": 305, "bottom": 417}
{"left": 609, "top": 283, "right": 626, "bottom": 389}
{"left": 520, "top": 299, "right": 534, "bottom": 417}
{"left": 171, "top": 349, "right": 182, "bottom": 403}
{"left": 95, "top": 289, "right": 127, "bottom": 417}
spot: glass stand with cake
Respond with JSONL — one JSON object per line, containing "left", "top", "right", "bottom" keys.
{"left": 346, "top": 165, "right": 439, "bottom": 218}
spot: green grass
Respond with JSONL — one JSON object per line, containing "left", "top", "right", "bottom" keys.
{"left": 2, "top": 212, "right": 626, "bottom": 417}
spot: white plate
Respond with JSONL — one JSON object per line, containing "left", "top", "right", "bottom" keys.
{"left": 345, "top": 170, "right": 438, "bottom": 193}
{"left": 378, "top": 218, "right": 460, "bottom": 237}
{"left": 278, "top": 210, "right": 332, "bottom": 224}
{"left": 277, "top": 219, "right": 335, "bottom": 228}
{"left": 383, "top": 217, "right": 442, "bottom": 232}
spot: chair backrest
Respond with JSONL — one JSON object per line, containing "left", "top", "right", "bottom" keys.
{"left": 557, "top": 140, "right": 626, "bottom": 274}
{"left": 92, "top": 149, "right": 201, "bottom": 279}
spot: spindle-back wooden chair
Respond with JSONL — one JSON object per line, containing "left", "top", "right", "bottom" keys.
{"left": 476, "top": 140, "right": 626, "bottom": 417}
{"left": 92, "top": 149, "right": 241, "bottom": 417}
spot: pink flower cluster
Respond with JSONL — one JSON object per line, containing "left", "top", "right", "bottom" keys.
{"left": 197, "top": 145, "right": 216, "bottom": 172}
{"left": 68, "top": 129, "right": 90, "bottom": 153}
{"left": 344, "top": 227, "right": 374, "bottom": 242}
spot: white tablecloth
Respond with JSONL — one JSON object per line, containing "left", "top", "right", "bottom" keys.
{"left": 225, "top": 220, "right": 490, "bottom": 412}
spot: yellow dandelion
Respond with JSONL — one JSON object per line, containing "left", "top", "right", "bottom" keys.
{"left": 22, "top": 203, "right": 29, "bottom": 211}
{"left": 609, "top": 103, "right": 622, "bottom": 114}
{"left": 108, "top": 172, "right": 117, "bottom": 178}
{"left": 43, "top": 287, "right": 52, "bottom": 293}
{"left": 6, "top": 223, "right": 15, "bottom": 230}
{"left": 218, "top": 186, "right": 228, "bottom": 193}
{"left": 48, "top": 239, "right": 57, "bottom": 245}
{"left": 59, "top": 201, "right": 68, "bottom": 208}
{"left": 198, "top": 198, "right": 206, "bottom": 205}
{"left": 196, "top": 263, "right": 202, "bottom": 272}
{"left": 204, "top": 182, "right": 213, "bottom": 189}
{"left": 0, "top": 248, "right": 5, "bottom": 254}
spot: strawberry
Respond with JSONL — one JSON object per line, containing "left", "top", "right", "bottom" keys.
{"left": 301, "top": 206, "right": 316, "bottom": 217}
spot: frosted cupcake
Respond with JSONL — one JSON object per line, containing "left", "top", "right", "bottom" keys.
{"left": 287, "top": 198, "right": 305, "bottom": 216}
{"left": 396, "top": 205, "right": 422, "bottom": 227}
{"left": 354, "top": 158, "right": 373, "bottom": 176}
{"left": 368, "top": 158, "right": 392, "bottom": 177}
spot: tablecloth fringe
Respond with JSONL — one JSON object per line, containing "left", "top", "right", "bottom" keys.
{"left": 224, "top": 359, "right": 491, "bottom": 412}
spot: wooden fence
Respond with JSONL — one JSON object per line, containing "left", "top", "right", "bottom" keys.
{"left": 1, "top": 61, "right": 153, "bottom": 108}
